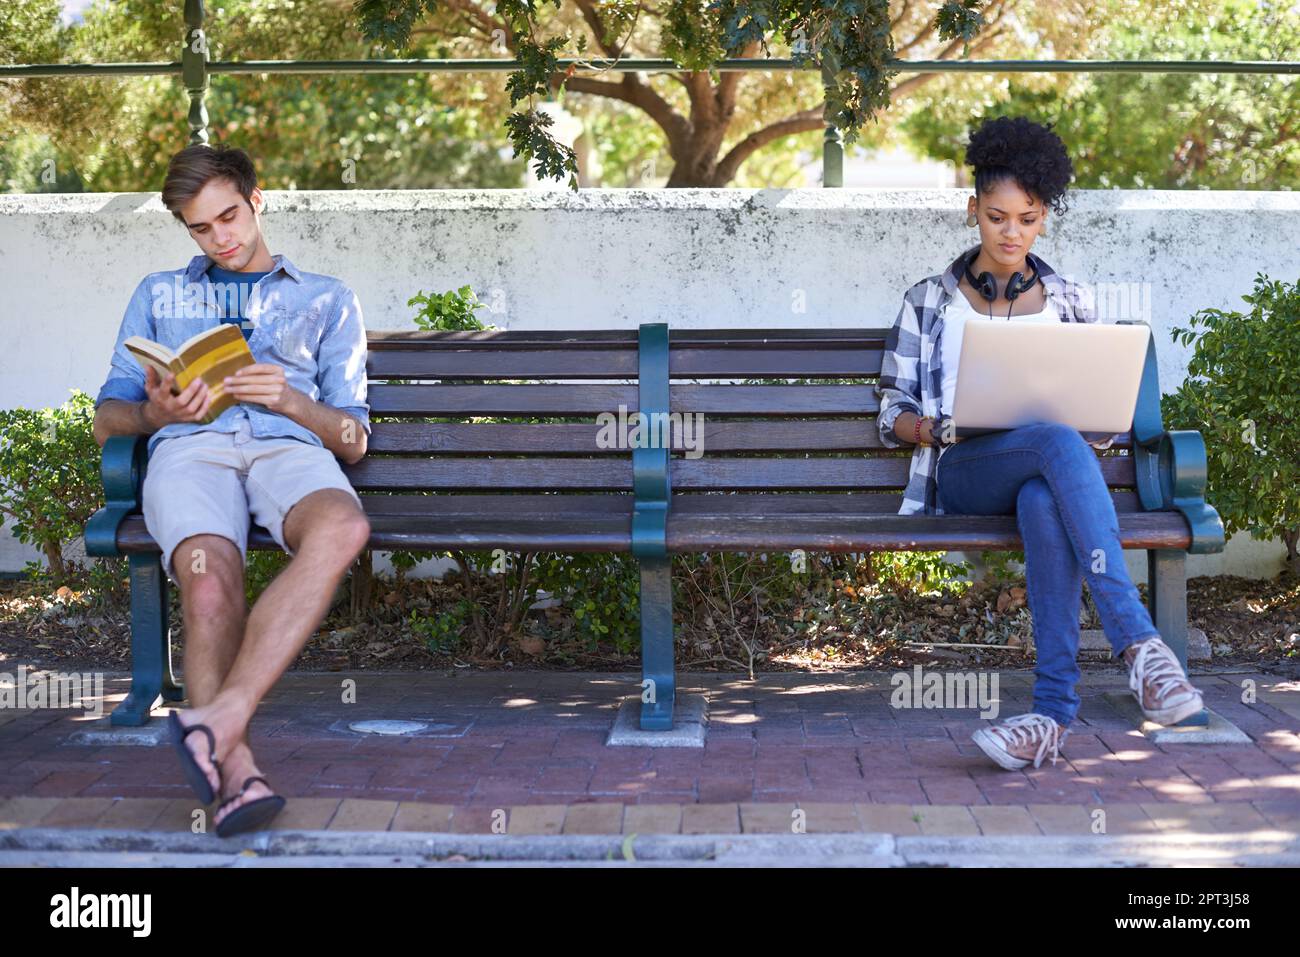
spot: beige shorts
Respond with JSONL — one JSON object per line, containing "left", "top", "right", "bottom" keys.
{"left": 141, "top": 416, "right": 362, "bottom": 583}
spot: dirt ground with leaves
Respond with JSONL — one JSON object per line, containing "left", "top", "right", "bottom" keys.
{"left": 2, "top": 560, "right": 1297, "bottom": 679}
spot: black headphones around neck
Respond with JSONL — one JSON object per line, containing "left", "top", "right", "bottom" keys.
{"left": 963, "top": 249, "right": 1041, "bottom": 320}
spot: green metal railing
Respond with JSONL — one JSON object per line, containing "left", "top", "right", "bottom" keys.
{"left": 3, "top": 0, "right": 1297, "bottom": 186}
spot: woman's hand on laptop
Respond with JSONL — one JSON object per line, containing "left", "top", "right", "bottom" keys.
{"left": 143, "top": 366, "right": 211, "bottom": 427}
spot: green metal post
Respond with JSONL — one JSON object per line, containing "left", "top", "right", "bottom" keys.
{"left": 823, "top": 123, "right": 843, "bottom": 188}
{"left": 183, "top": 0, "right": 209, "bottom": 145}
{"left": 632, "top": 322, "right": 674, "bottom": 730}
{"left": 821, "top": 74, "right": 843, "bottom": 188}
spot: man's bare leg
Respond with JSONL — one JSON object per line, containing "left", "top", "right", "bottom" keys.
{"left": 171, "top": 533, "right": 248, "bottom": 797}
{"left": 174, "top": 489, "right": 370, "bottom": 824}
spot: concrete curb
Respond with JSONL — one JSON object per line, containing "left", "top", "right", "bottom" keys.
{"left": 5, "top": 827, "right": 1300, "bottom": 867}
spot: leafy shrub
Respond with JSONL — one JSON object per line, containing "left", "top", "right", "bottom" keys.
{"left": 409, "top": 285, "right": 495, "bottom": 331}
{"left": 872, "top": 550, "right": 973, "bottom": 594}
{"left": 1163, "top": 273, "right": 1300, "bottom": 575}
{"left": 532, "top": 552, "right": 642, "bottom": 653}
{"left": 0, "top": 391, "right": 103, "bottom": 584}
{"left": 977, "top": 550, "right": 1025, "bottom": 584}
{"left": 408, "top": 599, "right": 476, "bottom": 654}
{"left": 243, "top": 550, "right": 290, "bottom": 606}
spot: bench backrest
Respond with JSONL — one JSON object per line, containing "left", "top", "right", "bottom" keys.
{"left": 347, "top": 328, "right": 1140, "bottom": 514}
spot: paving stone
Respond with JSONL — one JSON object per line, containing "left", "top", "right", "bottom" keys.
{"left": 855, "top": 803, "right": 923, "bottom": 835}
{"left": 562, "top": 803, "right": 624, "bottom": 835}
{"left": 1139, "top": 802, "right": 1273, "bottom": 834}
{"left": 449, "top": 806, "right": 504, "bottom": 834}
{"left": 262, "top": 798, "right": 342, "bottom": 831}
{"left": 1090, "top": 804, "right": 1161, "bottom": 835}
{"left": 97, "top": 798, "right": 171, "bottom": 830}
{"left": 682, "top": 803, "right": 741, "bottom": 835}
{"left": 970, "top": 805, "right": 1039, "bottom": 835}
{"left": 391, "top": 803, "right": 454, "bottom": 832}
{"left": 1026, "top": 804, "right": 1097, "bottom": 836}
{"left": 622, "top": 804, "right": 683, "bottom": 835}
{"left": 0, "top": 797, "right": 63, "bottom": 828}
{"left": 506, "top": 805, "right": 566, "bottom": 836}
{"left": 38, "top": 798, "right": 114, "bottom": 828}
{"left": 797, "top": 803, "right": 864, "bottom": 833}
{"left": 1251, "top": 801, "right": 1300, "bottom": 830}
{"left": 739, "top": 803, "right": 800, "bottom": 834}
{"left": 911, "top": 805, "right": 979, "bottom": 835}
{"left": 152, "top": 799, "right": 211, "bottom": 834}
{"left": 326, "top": 799, "right": 398, "bottom": 831}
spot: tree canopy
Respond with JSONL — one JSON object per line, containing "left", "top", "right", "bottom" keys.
{"left": 1, "top": 0, "right": 1295, "bottom": 191}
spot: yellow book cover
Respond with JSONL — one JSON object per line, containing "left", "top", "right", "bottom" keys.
{"left": 123, "top": 323, "right": 255, "bottom": 425}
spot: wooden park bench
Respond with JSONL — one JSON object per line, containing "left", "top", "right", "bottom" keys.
{"left": 85, "top": 323, "right": 1225, "bottom": 729}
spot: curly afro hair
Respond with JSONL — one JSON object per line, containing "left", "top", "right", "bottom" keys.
{"left": 965, "top": 116, "right": 1074, "bottom": 216}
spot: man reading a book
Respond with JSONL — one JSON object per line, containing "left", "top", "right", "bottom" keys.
{"left": 92, "top": 144, "right": 371, "bottom": 836}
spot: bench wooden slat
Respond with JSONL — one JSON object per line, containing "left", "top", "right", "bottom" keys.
{"left": 366, "top": 421, "right": 1135, "bottom": 454}
{"left": 345, "top": 458, "right": 633, "bottom": 490}
{"left": 671, "top": 456, "right": 1135, "bottom": 489}
{"left": 369, "top": 349, "right": 638, "bottom": 379}
{"left": 367, "top": 383, "right": 639, "bottom": 415}
{"left": 693, "top": 385, "right": 884, "bottom": 415}
{"left": 367, "top": 383, "right": 880, "bottom": 416}
{"left": 367, "top": 422, "right": 615, "bottom": 454}
{"left": 365, "top": 421, "right": 886, "bottom": 454}
{"left": 110, "top": 515, "right": 632, "bottom": 554}
{"left": 367, "top": 330, "right": 641, "bottom": 348}
{"left": 666, "top": 513, "right": 1192, "bottom": 552}
{"left": 344, "top": 454, "right": 1137, "bottom": 491}
{"left": 366, "top": 329, "right": 888, "bottom": 348}
{"left": 367, "top": 348, "right": 885, "bottom": 379}
{"left": 354, "top": 489, "right": 1146, "bottom": 518}
{"left": 671, "top": 348, "right": 882, "bottom": 377}
{"left": 360, "top": 494, "right": 634, "bottom": 516}
{"left": 109, "top": 507, "right": 1188, "bottom": 554}
{"left": 673, "top": 489, "right": 1146, "bottom": 512}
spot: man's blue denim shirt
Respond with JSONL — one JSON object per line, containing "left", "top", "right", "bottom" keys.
{"left": 94, "top": 253, "right": 370, "bottom": 460}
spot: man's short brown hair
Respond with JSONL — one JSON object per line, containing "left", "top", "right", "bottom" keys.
{"left": 161, "top": 144, "right": 259, "bottom": 224}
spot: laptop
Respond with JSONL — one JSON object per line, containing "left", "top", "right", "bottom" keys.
{"left": 950, "top": 319, "right": 1149, "bottom": 441}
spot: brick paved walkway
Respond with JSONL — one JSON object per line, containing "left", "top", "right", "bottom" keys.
{"left": 2, "top": 669, "right": 1298, "bottom": 836}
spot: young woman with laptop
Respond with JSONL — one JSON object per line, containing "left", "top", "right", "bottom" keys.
{"left": 875, "top": 116, "right": 1205, "bottom": 771}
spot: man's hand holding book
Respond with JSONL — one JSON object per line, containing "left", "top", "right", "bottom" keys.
{"left": 142, "top": 366, "right": 213, "bottom": 429}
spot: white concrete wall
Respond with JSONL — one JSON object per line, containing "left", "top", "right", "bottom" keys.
{"left": 1, "top": 188, "right": 1296, "bottom": 579}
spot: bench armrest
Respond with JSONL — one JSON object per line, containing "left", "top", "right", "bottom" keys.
{"left": 1134, "top": 429, "right": 1224, "bottom": 553}
{"left": 1123, "top": 319, "right": 1225, "bottom": 554}
{"left": 84, "top": 434, "right": 150, "bottom": 557}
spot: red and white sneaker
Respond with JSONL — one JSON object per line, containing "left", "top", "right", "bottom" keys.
{"left": 1125, "top": 636, "right": 1204, "bottom": 725}
{"left": 971, "top": 713, "right": 1070, "bottom": 770}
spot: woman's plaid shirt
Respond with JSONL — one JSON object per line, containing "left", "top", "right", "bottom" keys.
{"left": 874, "top": 244, "right": 1117, "bottom": 516}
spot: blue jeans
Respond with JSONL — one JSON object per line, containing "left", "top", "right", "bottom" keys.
{"left": 936, "top": 422, "right": 1161, "bottom": 728}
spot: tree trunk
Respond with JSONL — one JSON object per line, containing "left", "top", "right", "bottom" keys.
{"left": 42, "top": 541, "right": 65, "bottom": 584}
{"left": 664, "top": 117, "right": 733, "bottom": 187}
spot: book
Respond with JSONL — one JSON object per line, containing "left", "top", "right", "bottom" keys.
{"left": 124, "top": 323, "right": 255, "bottom": 426}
